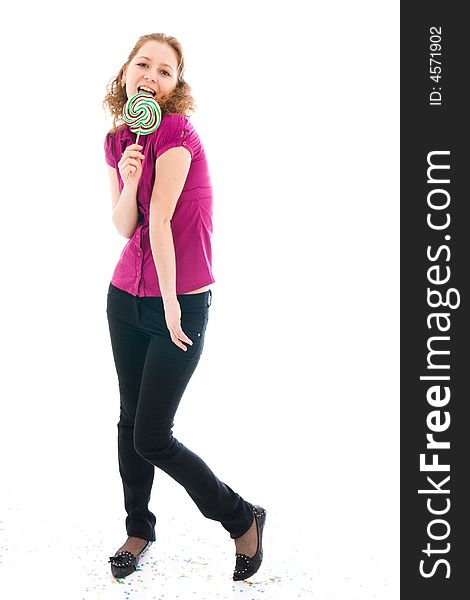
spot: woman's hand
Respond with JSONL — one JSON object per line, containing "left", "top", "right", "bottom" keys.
{"left": 118, "top": 143, "right": 145, "bottom": 186}
{"left": 163, "top": 298, "right": 194, "bottom": 351}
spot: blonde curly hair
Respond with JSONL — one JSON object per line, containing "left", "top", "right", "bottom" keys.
{"left": 102, "top": 33, "right": 197, "bottom": 133}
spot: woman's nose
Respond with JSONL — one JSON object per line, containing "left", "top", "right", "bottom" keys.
{"left": 144, "top": 68, "right": 158, "bottom": 81}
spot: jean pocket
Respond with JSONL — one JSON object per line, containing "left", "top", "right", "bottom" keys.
{"left": 180, "top": 314, "right": 208, "bottom": 355}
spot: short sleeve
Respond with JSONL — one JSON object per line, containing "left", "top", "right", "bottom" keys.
{"left": 155, "top": 114, "right": 194, "bottom": 160}
{"left": 104, "top": 132, "right": 115, "bottom": 167}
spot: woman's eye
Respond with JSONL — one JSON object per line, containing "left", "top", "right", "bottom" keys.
{"left": 137, "top": 63, "right": 170, "bottom": 76}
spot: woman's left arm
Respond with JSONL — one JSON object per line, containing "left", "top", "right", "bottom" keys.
{"left": 149, "top": 146, "right": 192, "bottom": 349}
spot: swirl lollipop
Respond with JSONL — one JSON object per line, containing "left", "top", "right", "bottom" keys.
{"left": 122, "top": 91, "right": 162, "bottom": 144}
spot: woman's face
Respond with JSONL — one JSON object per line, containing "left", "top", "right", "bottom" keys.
{"left": 122, "top": 41, "right": 179, "bottom": 102}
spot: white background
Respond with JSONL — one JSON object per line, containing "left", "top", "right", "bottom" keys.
{"left": 0, "top": 0, "right": 399, "bottom": 598}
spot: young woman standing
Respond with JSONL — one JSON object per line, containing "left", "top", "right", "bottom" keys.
{"left": 102, "top": 32, "right": 266, "bottom": 581}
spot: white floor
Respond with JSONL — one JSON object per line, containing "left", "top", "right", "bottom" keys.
{"left": 1, "top": 469, "right": 398, "bottom": 600}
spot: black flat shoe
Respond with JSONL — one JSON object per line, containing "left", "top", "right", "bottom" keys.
{"left": 233, "top": 504, "right": 267, "bottom": 581}
{"left": 108, "top": 539, "right": 152, "bottom": 579}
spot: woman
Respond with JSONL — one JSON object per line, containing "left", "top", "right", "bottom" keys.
{"left": 102, "top": 32, "right": 266, "bottom": 581}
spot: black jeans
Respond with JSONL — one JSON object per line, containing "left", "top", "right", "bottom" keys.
{"left": 106, "top": 282, "right": 254, "bottom": 542}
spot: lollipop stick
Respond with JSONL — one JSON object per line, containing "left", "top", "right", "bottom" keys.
{"left": 136, "top": 125, "right": 142, "bottom": 146}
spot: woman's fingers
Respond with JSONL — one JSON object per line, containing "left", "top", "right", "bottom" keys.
{"left": 123, "top": 144, "right": 145, "bottom": 160}
{"left": 122, "top": 155, "right": 144, "bottom": 166}
{"left": 163, "top": 299, "right": 194, "bottom": 351}
{"left": 123, "top": 157, "right": 141, "bottom": 169}
{"left": 118, "top": 145, "right": 145, "bottom": 181}
{"left": 121, "top": 156, "right": 144, "bottom": 179}
{"left": 118, "top": 148, "right": 144, "bottom": 166}
{"left": 124, "top": 150, "right": 145, "bottom": 160}
{"left": 169, "top": 327, "right": 193, "bottom": 351}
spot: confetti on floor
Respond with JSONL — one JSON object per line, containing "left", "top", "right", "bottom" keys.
{"left": 0, "top": 475, "right": 398, "bottom": 599}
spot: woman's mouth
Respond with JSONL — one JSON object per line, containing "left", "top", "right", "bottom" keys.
{"left": 137, "top": 86, "right": 157, "bottom": 97}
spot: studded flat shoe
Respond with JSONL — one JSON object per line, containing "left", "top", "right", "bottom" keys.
{"left": 108, "top": 539, "right": 152, "bottom": 579}
{"left": 233, "top": 504, "right": 267, "bottom": 581}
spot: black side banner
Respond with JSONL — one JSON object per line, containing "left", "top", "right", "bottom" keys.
{"left": 401, "top": 3, "right": 469, "bottom": 598}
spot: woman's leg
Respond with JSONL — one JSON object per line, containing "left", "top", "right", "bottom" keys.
{"left": 106, "top": 286, "right": 157, "bottom": 542}
{"left": 134, "top": 292, "right": 255, "bottom": 540}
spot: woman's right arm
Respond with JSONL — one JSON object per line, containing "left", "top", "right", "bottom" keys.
{"left": 107, "top": 165, "right": 138, "bottom": 238}
{"left": 106, "top": 142, "right": 145, "bottom": 238}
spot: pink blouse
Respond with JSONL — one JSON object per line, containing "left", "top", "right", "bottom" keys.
{"left": 104, "top": 112, "right": 215, "bottom": 296}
